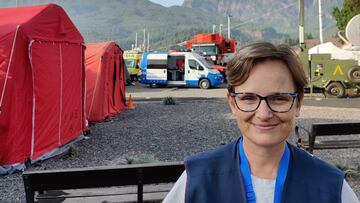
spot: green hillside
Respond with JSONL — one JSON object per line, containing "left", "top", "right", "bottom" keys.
{"left": 0, "top": 0, "right": 297, "bottom": 50}
{"left": 183, "top": 0, "right": 344, "bottom": 39}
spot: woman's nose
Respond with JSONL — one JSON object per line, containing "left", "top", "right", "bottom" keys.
{"left": 255, "top": 100, "right": 273, "bottom": 119}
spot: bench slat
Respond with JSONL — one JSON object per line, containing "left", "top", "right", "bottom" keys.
{"left": 311, "top": 122, "right": 360, "bottom": 136}
{"left": 23, "top": 162, "right": 184, "bottom": 191}
{"left": 37, "top": 191, "right": 168, "bottom": 203}
{"left": 304, "top": 143, "right": 360, "bottom": 149}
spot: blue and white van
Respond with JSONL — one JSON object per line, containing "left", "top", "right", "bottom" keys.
{"left": 140, "top": 52, "right": 224, "bottom": 89}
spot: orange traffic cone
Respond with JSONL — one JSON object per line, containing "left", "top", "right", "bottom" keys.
{"left": 127, "top": 94, "right": 134, "bottom": 110}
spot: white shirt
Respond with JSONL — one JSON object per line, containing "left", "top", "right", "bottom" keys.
{"left": 162, "top": 171, "right": 360, "bottom": 203}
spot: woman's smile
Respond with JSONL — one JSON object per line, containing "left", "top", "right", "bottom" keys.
{"left": 251, "top": 122, "right": 279, "bottom": 131}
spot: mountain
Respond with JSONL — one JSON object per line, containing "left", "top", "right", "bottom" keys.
{"left": 2, "top": 0, "right": 249, "bottom": 50}
{"left": 182, "top": 0, "right": 344, "bottom": 39}
{"left": 0, "top": 0, "right": 344, "bottom": 50}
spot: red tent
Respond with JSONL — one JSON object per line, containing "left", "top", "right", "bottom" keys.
{"left": 85, "top": 41, "right": 126, "bottom": 122}
{"left": 0, "top": 4, "right": 87, "bottom": 173}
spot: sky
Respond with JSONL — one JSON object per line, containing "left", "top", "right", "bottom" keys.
{"left": 149, "top": 0, "right": 184, "bottom": 7}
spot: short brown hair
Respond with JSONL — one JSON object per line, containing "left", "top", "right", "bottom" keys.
{"left": 226, "top": 42, "right": 308, "bottom": 94}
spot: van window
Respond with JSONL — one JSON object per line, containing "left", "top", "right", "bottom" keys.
{"left": 147, "top": 59, "right": 167, "bottom": 69}
{"left": 189, "top": 60, "right": 197, "bottom": 70}
{"left": 188, "top": 60, "right": 204, "bottom": 71}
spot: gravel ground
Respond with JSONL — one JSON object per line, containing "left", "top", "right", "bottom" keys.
{"left": 1, "top": 99, "right": 359, "bottom": 202}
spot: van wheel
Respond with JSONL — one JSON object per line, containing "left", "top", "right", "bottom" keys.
{"left": 347, "top": 66, "right": 360, "bottom": 84}
{"left": 325, "top": 82, "right": 345, "bottom": 98}
{"left": 199, "top": 79, "right": 210, "bottom": 89}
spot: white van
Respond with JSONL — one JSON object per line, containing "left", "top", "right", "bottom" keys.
{"left": 140, "top": 52, "right": 224, "bottom": 89}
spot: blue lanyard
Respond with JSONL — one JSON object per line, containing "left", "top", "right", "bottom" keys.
{"left": 239, "top": 138, "right": 290, "bottom": 203}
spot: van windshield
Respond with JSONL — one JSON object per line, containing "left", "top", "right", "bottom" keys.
{"left": 198, "top": 57, "right": 214, "bottom": 70}
{"left": 125, "top": 59, "right": 135, "bottom": 68}
{"left": 192, "top": 45, "right": 217, "bottom": 55}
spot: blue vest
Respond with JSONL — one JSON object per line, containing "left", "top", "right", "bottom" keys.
{"left": 184, "top": 138, "right": 345, "bottom": 203}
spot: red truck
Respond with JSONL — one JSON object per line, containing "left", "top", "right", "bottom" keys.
{"left": 186, "top": 33, "right": 237, "bottom": 66}
{"left": 186, "top": 33, "right": 236, "bottom": 80}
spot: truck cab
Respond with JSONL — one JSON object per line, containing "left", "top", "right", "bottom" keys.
{"left": 123, "top": 51, "right": 142, "bottom": 81}
{"left": 191, "top": 43, "right": 221, "bottom": 63}
{"left": 140, "top": 52, "right": 224, "bottom": 89}
{"left": 186, "top": 33, "right": 237, "bottom": 66}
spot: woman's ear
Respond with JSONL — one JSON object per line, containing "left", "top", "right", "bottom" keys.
{"left": 227, "top": 92, "right": 237, "bottom": 114}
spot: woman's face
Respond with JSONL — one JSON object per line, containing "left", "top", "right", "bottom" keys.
{"left": 227, "top": 60, "right": 303, "bottom": 148}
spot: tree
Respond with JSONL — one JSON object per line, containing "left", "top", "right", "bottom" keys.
{"left": 283, "top": 33, "right": 313, "bottom": 46}
{"left": 305, "top": 32, "right": 313, "bottom": 40}
{"left": 333, "top": 0, "right": 360, "bottom": 31}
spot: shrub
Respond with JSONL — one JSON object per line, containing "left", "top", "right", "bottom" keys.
{"left": 162, "top": 96, "right": 176, "bottom": 105}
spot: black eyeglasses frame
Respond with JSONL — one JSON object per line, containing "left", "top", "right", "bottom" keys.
{"left": 230, "top": 92, "right": 299, "bottom": 113}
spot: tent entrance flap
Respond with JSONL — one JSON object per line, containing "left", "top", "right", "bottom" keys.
{"left": 30, "top": 41, "right": 84, "bottom": 160}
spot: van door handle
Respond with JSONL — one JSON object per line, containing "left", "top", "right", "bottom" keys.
{"left": 188, "top": 70, "right": 190, "bottom": 73}
{"left": 164, "top": 70, "right": 166, "bottom": 73}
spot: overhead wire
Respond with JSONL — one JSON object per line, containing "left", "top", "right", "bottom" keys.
{"left": 227, "top": 2, "right": 297, "bottom": 30}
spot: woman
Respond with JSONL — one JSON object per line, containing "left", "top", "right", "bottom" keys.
{"left": 163, "top": 42, "right": 359, "bottom": 203}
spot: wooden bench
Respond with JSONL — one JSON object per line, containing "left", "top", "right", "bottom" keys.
{"left": 296, "top": 122, "right": 360, "bottom": 153}
{"left": 23, "top": 161, "right": 184, "bottom": 203}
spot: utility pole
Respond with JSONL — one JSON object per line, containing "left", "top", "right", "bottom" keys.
{"left": 147, "top": 32, "right": 150, "bottom": 52}
{"left": 318, "top": 0, "right": 324, "bottom": 44}
{"left": 299, "top": 0, "right": 305, "bottom": 49}
{"left": 212, "top": 24, "right": 216, "bottom": 34}
{"left": 227, "top": 15, "right": 232, "bottom": 39}
{"left": 219, "top": 24, "right": 223, "bottom": 35}
{"left": 135, "top": 32, "right": 138, "bottom": 50}
{"left": 143, "top": 29, "right": 146, "bottom": 51}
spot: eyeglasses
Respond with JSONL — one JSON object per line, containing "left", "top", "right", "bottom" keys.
{"left": 230, "top": 92, "right": 299, "bottom": 113}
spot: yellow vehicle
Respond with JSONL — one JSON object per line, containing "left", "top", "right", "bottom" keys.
{"left": 123, "top": 50, "right": 142, "bottom": 81}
